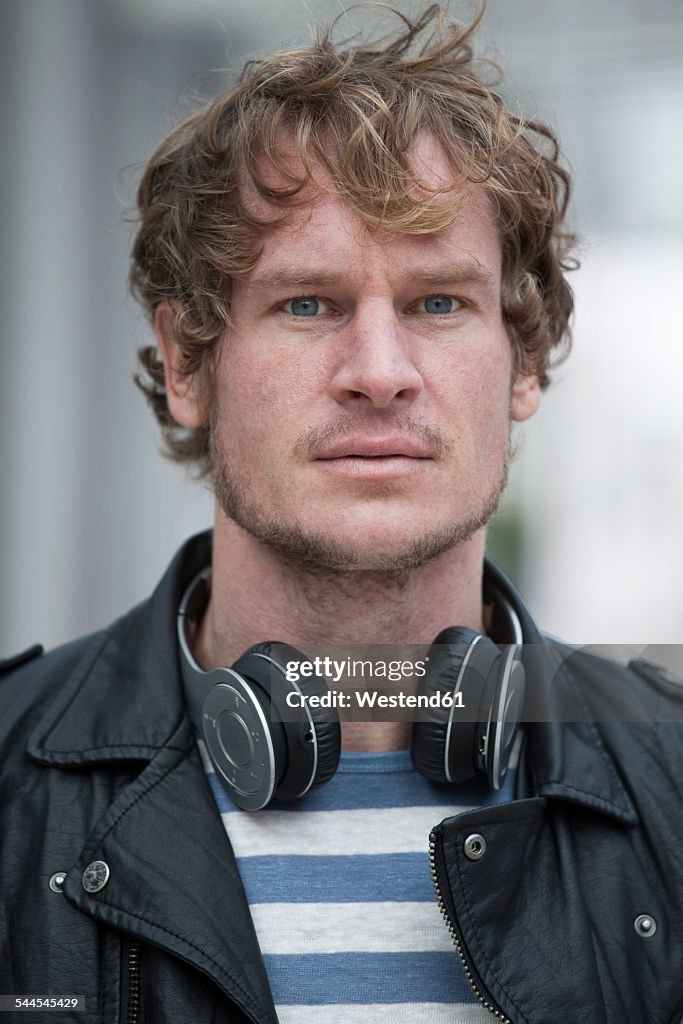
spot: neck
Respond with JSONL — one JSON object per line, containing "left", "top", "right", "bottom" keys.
{"left": 195, "top": 508, "right": 488, "bottom": 753}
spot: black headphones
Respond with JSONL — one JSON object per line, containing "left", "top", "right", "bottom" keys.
{"left": 178, "top": 559, "right": 538, "bottom": 811}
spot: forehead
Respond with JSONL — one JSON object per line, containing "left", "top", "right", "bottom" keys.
{"left": 239, "top": 134, "right": 502, "bottom": 282}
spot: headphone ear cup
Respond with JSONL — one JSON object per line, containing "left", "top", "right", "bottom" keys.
{"left": 295, "top": 676, "right": 341, "bottom": 790}
{"left": 243, "top": 642, "right": 341, "bottom": 797}
{"left": 411, "top": 627, "right": 479, "bottom": 784}
{"left": 411, "top": 627, "right": 501, "bottom": 785}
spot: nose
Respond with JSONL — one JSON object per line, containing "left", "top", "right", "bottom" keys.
{"left": 328, "top": 301, "right": 424, "bottom": 408}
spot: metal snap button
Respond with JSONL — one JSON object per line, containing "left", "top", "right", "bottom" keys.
{"left": 82, "top": 860, "right": 110, "bottom": 893}
{"left": 634, "top": 914, "right": 657, "bottom": 937}
{"left": 464, "top": 833, "right": 487, "bottom": 860}
{"left": 48, "top": 871, "right": 66, "bottom": 893}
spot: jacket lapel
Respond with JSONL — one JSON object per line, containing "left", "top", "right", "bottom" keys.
{"left": 62, "top": 718, "right": 277, "bottom": 1024}
{"left": 522, "top": 641, "right": 639, "bottom": 824}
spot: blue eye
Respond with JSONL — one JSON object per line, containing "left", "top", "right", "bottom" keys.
{"left": 288, "top": 297, "right": 319, "bottom": 317}
{"left": 423, "top": 295, "right": 455, "bottom": 314}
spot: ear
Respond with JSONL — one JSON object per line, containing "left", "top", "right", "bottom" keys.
{"left": 155, "top": 303, "right": 203, "bottom": 429}
{"left": 510, "top": 372, "right": 542, "bottom": 423}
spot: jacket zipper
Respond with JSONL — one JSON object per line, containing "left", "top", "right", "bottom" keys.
{"left": 123, "top": 941, "right": 141, "bottom": 1024}
{"left": 429, "top": 825, "right": 512, "bottom": 1024}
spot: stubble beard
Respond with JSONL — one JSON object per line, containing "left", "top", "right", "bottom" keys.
{"left": 210, "top": 427, "right": 510, "bottom": 582}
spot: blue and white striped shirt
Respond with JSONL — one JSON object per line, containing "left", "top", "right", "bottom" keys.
{"left": 200, "top": 741, "right": 515, "bottom": 1023}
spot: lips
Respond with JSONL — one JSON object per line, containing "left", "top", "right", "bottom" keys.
{"left": 314, "top": 436, "right": 435, "bottom": 460}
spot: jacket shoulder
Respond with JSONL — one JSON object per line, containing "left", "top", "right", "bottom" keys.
{"left": 628, "top": 655, "right": 683, "bottom": 690}
{"left": 548, "top": 643, "right": 683, "bottom": 740}
{"left": 549, "top": 640, "right": 682, "bottom": 694}
{"left": 0, "top": 643, "right": 44, "bottom": 675}
{"left": 0, "top": 628, "right": 111, "bottom": 741}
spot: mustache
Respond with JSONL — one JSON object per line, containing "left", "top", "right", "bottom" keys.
{"left": 294, "top": 413, "right": 453, "bottom": 459}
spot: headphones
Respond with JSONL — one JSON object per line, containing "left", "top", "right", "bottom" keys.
{"left": 178, "top": 559, "right": 537, "bottom": 810}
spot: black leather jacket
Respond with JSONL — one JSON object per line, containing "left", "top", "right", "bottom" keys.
{"left": 2, "top": 532, "right": 683, "bottom": 1024}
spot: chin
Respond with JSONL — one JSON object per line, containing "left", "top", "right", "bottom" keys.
{"left": 250, "top": 515, "right": 483, "bottom": 578}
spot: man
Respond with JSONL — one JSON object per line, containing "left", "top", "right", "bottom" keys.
{"left": 1, "top": 5, "right": 682, "bottom": 1023}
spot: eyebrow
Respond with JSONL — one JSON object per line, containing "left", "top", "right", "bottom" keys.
{"left": 413, "top": 263, "right": 495, "bottom": 286}
{"left": 243, "top": 271, "right": 341, "bottom": 293}
{"left": 242, "top": 259, "right": 496, "bottom": 294}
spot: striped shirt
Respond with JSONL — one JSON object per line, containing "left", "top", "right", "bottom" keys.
{"left": 199, "top": 740, "right": 515, "bottom": 1023}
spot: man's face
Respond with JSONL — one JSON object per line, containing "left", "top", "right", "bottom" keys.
{"left": 202, "top": 142, "right": 540, "bottom": 574}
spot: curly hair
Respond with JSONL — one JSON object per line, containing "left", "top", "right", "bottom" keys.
{"left": 130, "top": 2, "right": 577, "bottom": 479}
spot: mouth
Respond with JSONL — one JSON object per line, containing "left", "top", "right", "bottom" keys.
{"left": 313, "top": 438, "right": 435, "bottom": 480}
{"left": 314, "top": 437, "right": 436, "bottom": 460}
{"left": 315, "top": 455, "right": 430, "bottom": 477}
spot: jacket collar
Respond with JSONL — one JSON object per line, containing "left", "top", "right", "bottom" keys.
{"left": 523, "top": 642, "right": 638, "bottom": 825}
{"left": 27, "top": 531, "right": 637, "bottom": 824}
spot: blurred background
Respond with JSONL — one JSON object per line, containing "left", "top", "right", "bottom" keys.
{"left": 1, "top": 0, "right": 682, "bottom": 655}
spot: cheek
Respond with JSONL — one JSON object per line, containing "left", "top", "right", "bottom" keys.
{"left": 214, "top": 342, "right": 317, "bottom": 447}
{"left": 433, "top": 342, "right": 512, "bottom": 439}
